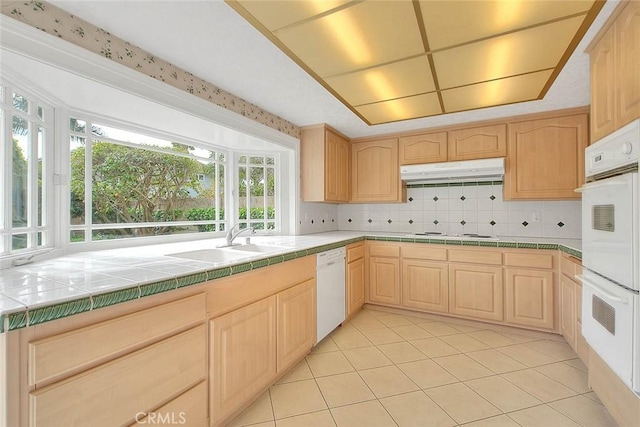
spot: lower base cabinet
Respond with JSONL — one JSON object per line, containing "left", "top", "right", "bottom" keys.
{"left": 505, "top": 268, "right": 554, "bottom": 330}
{"left": 211, "top": 297, "right": 277, "bottom": 426}
{"left": 448, "top": 264, "right": 504, "bottom": 321}
{"left": 210, "top": 279, "right": 316, "bottom": 426}
{"left": 368, "top": 256, "right": 401, "bottom": 306}
{"left": 277, "top": 279, "right": 316, "bottom": 372}
{"left": 401, "top": 259, "right": 448, "bottom": 313}
{"left": 560, "top": 274, "right": 577, "bottom": 348}
{"left": 347, "top": 257, "right": 365, "bottom": 317}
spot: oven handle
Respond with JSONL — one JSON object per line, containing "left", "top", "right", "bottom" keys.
{"left": 574, "top": 179, "right": 628, "bottom": 192}
{"left": 577, "top": 275, "right": 629, "bottom": 304}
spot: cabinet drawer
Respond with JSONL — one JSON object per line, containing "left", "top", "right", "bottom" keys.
{"left": 347, "top": 242, "right": 365, "bottom": 262}
{"left": 561, "top": 253, "right": 583, "bottom": 280}
{"left": 29, "top": 294, "right": 206, "bottom": 386}
{"left": 30, "top": 325, "right": 206, "bottom": 427}
{"left": 449, "top": 249, "right": 502, "bottom": 265}
{"left": 504, "top": 251, "right": 555, "bottom": 269}
{"left": 402, "top": 244, "right": 447, "bottom": 261}
{"left": 131, "top": 381, "right": 207, "bottom": 427}
{"left": 367, "top": 242, "right": 401, "bottom": 258}
{"left": 208, "top": 255, "right": 315, "bottom": 318}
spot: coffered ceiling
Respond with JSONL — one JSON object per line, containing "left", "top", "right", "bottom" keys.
{"left": 227, "top": 0, "right": 604, "bottom": 125}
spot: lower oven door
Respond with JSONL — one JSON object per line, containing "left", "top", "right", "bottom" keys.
{"left": 581, "top": 270, "right": 637, "bottom": 392}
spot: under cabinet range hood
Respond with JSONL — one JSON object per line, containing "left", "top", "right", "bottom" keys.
{"left": 400, "top": 157, "right": 505, "bottom": 184}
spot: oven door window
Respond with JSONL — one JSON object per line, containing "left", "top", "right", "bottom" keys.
{"left": 581, "top": 172, "right": 637, "bottom": 289}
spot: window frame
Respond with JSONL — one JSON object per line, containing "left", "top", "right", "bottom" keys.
{"left": 0, "top": 82, "right": 55, "bottom": 257}
{"left": 235, "top": 152, "right": 280, "bottom": 233}
{"left": 66, "top": 111, "right": 230, "bottom": 247}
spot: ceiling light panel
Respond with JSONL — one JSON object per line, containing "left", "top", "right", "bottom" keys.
{"left": 227, "top": 0, "right": 604, "bottom": 125}
{"left": 420, "top": 0, "right": 594, "bottom": 50}
{"left": 356, "top": 93, "right": 442, "bottom": 125}
{"left": 432, "top": 15, "right": 585, "bottom": 89}
{"left": 325, "top": 56, "right": 435, "bottom": 106}
{"left": 236, "top": 0, "right": 353, "bottom": 31}
{"left": 273, "top": 1, "right": 424, "bottom": 77}
{"left": 441, "top": 70, "right": 554, "bottom": 113}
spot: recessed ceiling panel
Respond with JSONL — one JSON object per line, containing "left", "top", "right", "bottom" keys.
{"left": 356, "top": 93, "right": 442, "bottom": 125}
{"left": 441, "top": 70, "right": 553, "bottom": 113}
{"left": 237, "top": 0, "right": 352, "bottom": 31}
{"left": 227, "top": 0, "right": 604, "bottom": 125}
{"left": 325, "top": 56, "right": 435, "bottom": 106}
{"left": 274, "top": 1, "right": 424, "bottom": 77}
{"left": 433, "top": 15, "right": 585, "bottom": 89}
{"left": 420, "top": 0, "right": 594, "bottom": 50}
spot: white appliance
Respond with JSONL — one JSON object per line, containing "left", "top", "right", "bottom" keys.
{"left": 578, "top": 119, "right": 639, "bottom": 394}
{"left": 316, "top": 247, "right": 346, "bottom": 343}
{"left": 400, "top": 157, "right": 504, "bottom": 184}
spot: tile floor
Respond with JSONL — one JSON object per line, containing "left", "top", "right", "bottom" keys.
{"left": 226, "top": 307, "right": 618, "bottom": 427}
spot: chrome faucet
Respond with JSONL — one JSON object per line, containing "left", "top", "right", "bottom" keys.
{"left": 222, "top": 223, "right": 255, "bottom": 247}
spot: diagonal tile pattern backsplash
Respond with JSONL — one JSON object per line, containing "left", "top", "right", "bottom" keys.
{"left": 336, "top": 183, "right": 581, "bottom": 239}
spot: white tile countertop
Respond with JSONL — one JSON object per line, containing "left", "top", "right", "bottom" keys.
{"left": 0, "top": 231, "right": 581, "bottom": 330}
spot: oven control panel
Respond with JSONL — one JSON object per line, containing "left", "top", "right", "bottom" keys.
{"left": 586, "top": 119, "right": 639, "bottom": 178}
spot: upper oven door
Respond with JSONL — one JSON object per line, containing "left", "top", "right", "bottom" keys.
{"left": 581, "top": 172, "right": 637, "bottom": 289}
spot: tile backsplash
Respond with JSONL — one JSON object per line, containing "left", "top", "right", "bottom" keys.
{"left": 299, "top": 201, "right": 339, "bottom": 234}
{"left": 337, "top": 182, "right": 582, "bottom": 239}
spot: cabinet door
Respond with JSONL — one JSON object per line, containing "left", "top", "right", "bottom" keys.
{"left": 449, "top": 264, "right": 503, "bottom": 321}
{"left": 590, "top": 28, "right": 616, "bottom": 142}
{"left": 402, "top": 259, "right": 448, "bottom": 313}
{"left": 368, "top": 256, "right": 401, "bottom": 305}
{"left": 448, "top": 124, "right": 507, "bottom": 161}
{"left": 277, "top": 279, "right": 316, "bottom": 373}
{"left": 352, "top": 138, "right": 403, "bottom": 202}
{"left": 615, "top": 0, "right": 640, "bottom": 129}
{"left": 505, "top": 268, "right": 555, "bottom": 330}
{"left": 399, "top": 132, "right": 447, "bottom": 164}
{"left": 211, "top": 296, "right": 276, "bottom": 425}
{"left": 347, "top": 257, "right": 365, "bottom": 317}
{"left": 560, "top": 275, "right": 577, "bottom": 350}
{"left": 505, "top": 114, "right": 588, "bottom": 199}
{"left": 325, "top": 130, "right": 350, "bottom": 202}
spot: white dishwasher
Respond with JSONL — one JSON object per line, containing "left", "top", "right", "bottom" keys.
{"left": 316, "top": 247, "right": 346, "bottom": 343}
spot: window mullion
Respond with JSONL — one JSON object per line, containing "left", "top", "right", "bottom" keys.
{"left": 85, "top": 128, "right": 93, "bottom": 243}
{"left": 28, "top": 116, "right": 38, "bottom": 249}
{"left": 1, "top": 100, "right": 10, "bottom": 254}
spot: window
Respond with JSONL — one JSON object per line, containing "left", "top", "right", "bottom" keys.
{"left": 0, "top": 84, "right": 53, "bottom": 256}
{"left": 69, "top": 117, "right": 226, "bottom": 243}
{"left": 237, "top": 154, "right": 277, "bottom": 231}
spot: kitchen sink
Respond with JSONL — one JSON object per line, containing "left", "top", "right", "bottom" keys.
{"left": 227, "top": 243, "right": 290, "bottom": 254}
{"left": 165, "top": 248, "right": 252, "bottom": 263}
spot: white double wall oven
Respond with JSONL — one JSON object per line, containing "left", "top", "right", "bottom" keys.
{"left": 579, "top": 119, "right": 640, "bottom": 395}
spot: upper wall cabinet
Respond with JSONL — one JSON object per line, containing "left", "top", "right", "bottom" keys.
{"left": 447, "top": 124, "right": 507, "bottom": 161}
{"left": 300, "top": 125, "right": 350, "bottom": 203}
{"left": 399, "top": 131, "right": 448, "bottom": 165}
{"left": 588, "top": 0, "right": 640, "bottom": 142}
{"left": 351, "top": 138, "right": 405, "bottom": 203}
{"left": 504, "top": 113, "right": 588, "bottom": 200}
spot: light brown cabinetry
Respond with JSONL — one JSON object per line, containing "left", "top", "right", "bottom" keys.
{"left": 301, "top": 125, "right": 349, "bottom": 203}
{"left": 448, "top": 263, "right": 504, "bottom": 321}
{"left": 366, "top": 242, "right": 401, "bottom": 305}
{"left": 588, "top": 1, "right": 640, "bottom": 142}
{"left": 277, "top": 279, "right": 316, "bottom": 372}
{"left": 346, "top": 242, "right": 365, "bottom": 318}
{"left": 401, "top": 244, "right": 448, "bottom": 313}
{"left": 559, "top": 253, "right": 589, "bottom": 364}
{"left": 27, "top": 295, "right": 208, "bottom": 427}
{"left": 505, "top": 268, "right": 554, "bottom": 330}
{"left": 448, "top": 124, "right": 507, "bottom": 161}
{"left": 211, "top": 296, "right": 277, "bottom": 425}
{"left": 399, "top": 131, "right": 448, "bottom": 164}
{"left": 504, "top": 113, "right": 588, "bottom": 199}
{"left": 210, "top": 257, "right": 316, "bottom": 426}
{"left": 351, "top": 138, "right": 405, "bottom": 203}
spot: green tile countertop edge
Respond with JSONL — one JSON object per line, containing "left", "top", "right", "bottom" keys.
{"left": 2, "top": 235, "right": 580, "bottom": 332}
